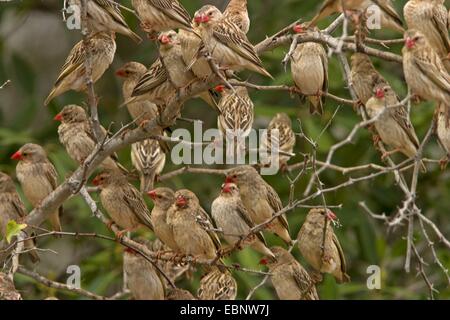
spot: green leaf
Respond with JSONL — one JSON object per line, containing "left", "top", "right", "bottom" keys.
{"left": 5, "top": 220, "right": 27, "bottom": 243}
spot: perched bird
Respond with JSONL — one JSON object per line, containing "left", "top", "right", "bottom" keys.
{"left": 54, "top": 105, "right": 125, "bottom": 172}
{"left": 309, "top": 0, "right": 404, "bottom": 33}
{"left": 366, "top": 84, "right": 426, "bottom": 171}
{"left": 290, "top": 24, "right": 328, "bottom": 115}
{"left": 166, "top": 288, "right": 196, "bottom": 300}
{"left": 67, "top": 0, "right": 142, "bottom": 43}
{"left": 129, "top": 58, "right": 177, "bottom": 107}
{"left": 131, "top": 0, "right": 192, "bottom": 35}
{"left": 225, "top": 166, "right": 293, "bottom": 245}
{"left": 44, "top": 32, "right": 116, "bottom": 106}
{"left": 259, "top": 113, "right": 296, "bottom": 170}
{"left": 115, "top": 61, "right": 160, "bottom": 123}
{"left": 0, "top": 272, "right": 21, "bottom": 300}
{"left": 350, "top": 53, "right": 388, "bottom": 106}
{"left": 404, "top": 0, "right": 450, "bottom": 70}
{"left": 297, "top": 208, "right": 350, "bottom": 283}
{"left": 224, "top": 0, "right": 250, "bottom": 34}
{"left": 0, "top": 172, "right": 39, "bottom": 263}
{"left": 123, "top": 245, "right": 165, "bottom": 300}
{"left": 194, "top": 5, "right": 272, "bottom": 78}
{"left": 215, "top": 84, "right": 254, "bottom": 155}
{"left": 92, "top": 171, "right": 153, "bottom": 237}
{"left": 131, "top": 139, "right": 166, "bottom": 193}
{"left": 402, "top": 29, "right": 450, "bottom": 108}
{"left": 11, "top": 143, "right": 63, "bottom": 233}
{"left": 158, "top": 30, "right": 218, "bottom": 109}
{"left": 147, "top": 188, "right": 178, "bottom": 251}
{"left": 197, "top": 267, "right": 237, "bottom": 300}
{"left": 211, "top": 183, "right": 275, "bottom": 258}
{"left": 166, "top": 189, "right": 221, "bottom": 262}
{"left": 261, "top": 246, "right": 319, "bottom": 300}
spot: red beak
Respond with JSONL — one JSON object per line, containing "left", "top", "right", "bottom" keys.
{"left": 375, "top": 88, "right": 384, "bottom": 99}
{"left": 214, "top": 85, "right": 225, "bottom": 93}
{"left": 53, "top": 113, "right": 63, "bottom": 122}
{"left": 259, "top": 258, "right": 269, "bottom": 265}
{"left": 194, "top": 15, "right": 203, "bottom": 23}
{"left": 10, "top": 151, "right": 23, "bottom": 161}
{"left": 293, "top": 24, "right": 303, "bottom": 33}
{"left": 115, "top": 69, "right": 127, "bottom": 78}
{"left": 159, "top": 35, "right": 170, "bottom": 45}
{"left": 326, "top": 210, "right": 337, "bottom": 221}
{"left": 176, "top": 196, "right": 187, "bottom": 207}
{"left": 222, "top": 183, "right": 231, "bottom": 193}
{"left": 405, "top": 37, "right": 415, "bottom": 49}
{"left": 147, "top": 190, "right": 157, "bottom": 200}
{"left": 92, "top": 176, "right": 101, "bottom": 186}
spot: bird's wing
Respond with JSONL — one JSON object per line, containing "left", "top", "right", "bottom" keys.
{"left": 292, "top": 265, "right": 316, "bottom": 300}
{"left": 320, "top": 46, "right": 329, "bottom": 98}
{"left": 43, "top": 162, "right": 59, "bottom": 190}
{"left": 432, "top": 4, "right": 450, "bottom": 53}
{"left": 150, "top": 0, "right": 192, "bottom": 29}
{"left": 413, "top": 53, "right": 450, "bottom": 96}
{"left": 132, "top": 59, "right": 168, "bottom": 96}
{"left": 391, "top": 106, "right": 420, "bottom": 149}
{"left": 11, "top": 194, "right": 27, "bottom": 218}
{"left": 236, "top": 201, "right": 267, "bottom": 246}
{"left": 94, "top": 0, "right": 131, "bottom": 29}
{"left": 212, "top": 21, "right": 263, "bottom": 68}
{"left": 265, "top": 183, "right": 290, "bottom": 231}
{"left": 196, "top": 206, "right": 221, "bottom": 251}
{"left": 332, "top": 232, "right": 348, "bottom": 276}
{"left": 371, "top": 0, "right": 403, "bottom": 27}
{"left": 122, "top": 185, "right": 153, "bottom": 231}
{"left": 54, "top": 42, "right": 85, "bottom": 87}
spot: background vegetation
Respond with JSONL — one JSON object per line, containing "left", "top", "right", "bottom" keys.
{"left": 0, "top": 0, "right": 449, "bottom": 299}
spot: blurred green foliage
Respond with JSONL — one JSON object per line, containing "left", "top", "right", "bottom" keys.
{"left": 0, "top": 0, "right": 449, "bottom": 300}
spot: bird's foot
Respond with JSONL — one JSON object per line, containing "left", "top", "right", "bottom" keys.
{"left": 311, "top": 271, "right": 324, "bottom": 284}
{"left": 439, "top": 156, "right": 449, "bottom": 170}
{"left": 381, "top": 149, "right": 400, "bottom": 161}
{"left": 411, "top": 94, "right": 422, "bottom": 104}
{"left": 114, "top": 229, "right": 129, "bottom": 241}
{"left": 353, "top": 99, "right": 364, "bottom": 112}
{"left": 372, "top": 134, "right": 381, "bottom": 146}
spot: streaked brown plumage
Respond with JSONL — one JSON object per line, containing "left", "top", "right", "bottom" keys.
{"left": 402, "top": 29, "right": 450, "bottom": 107}
{"left": 226, "top": 166, "right": 293, "bottom": 245}
{"left": 194, "top": 6, "right": 272, "bottom": 78}
{"left": 68, "top": 0, "right": 141, "bottom": 43}
{"left": 55, "top": 105, "right": 125, "bottom": 172}
{"left": 93, "top": 171, "right": 153, "bottom": 235}
{"left": 131, "top": 0, "right": 192, "bottom": 34}
{"left": 12, "top": 143, "right": 62, "bottom": 233}
{"left": 197, "top": 267, "right": 237, "bottom": 300}
{"left": 366, "top": 84, "right": 426, "bottom": 171}
{"left": 297, "top": 208, "right": 350, "bottom": 283}
{"left": 166, "top": 288, "right": 196, "bottom": 300}
{"left": 0, "top": 272, "right": 21, "bottom": 300}
{"left": 404, "top": 0, "right": 450, "bottom": 70}
{"left": 166, "top": 189, "right": 221, "bottom": 262}
{"left": 224, "top": 0, "right": 250, "bottom": 34}
{"left": 262, "top": 246, "right": 319, "bottom": 300}
{"left": 291, "top": 24, "right": 328, "bottom": 115}
{"left": 123, "top": 245, "right": 165, "bottom": 300}
{"left": 147, "top": 188, "right": 178, "bottom": 251}
{"left": 350, "top": 53, "right": 388, "bottom": 106}
{"left": 44, "top": 32, "right": 116, "bottom": 106}
{"left": 211, "top": 183, "right": 275, "bottom": 258}
{"left": 0, "top": 172, "right": 39, "bottom": 263}
{"left": 260, "top": 113, "right": 296, "bottom": 170}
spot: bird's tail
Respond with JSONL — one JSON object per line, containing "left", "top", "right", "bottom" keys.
{"left": 308, "top": 96, "right": 323, "bottom": 115}
{"left": 50, "top": 210, "right": 63, "bottom": 237}
{"left": 24, "top": 237, "right": 40, "bottom": 264}
{"left": 125, "top": 29, "right": 143, "bottom": 44}
{"left": 140, "top": 171, "right": 157, "bottom": 194}
{"left": 44, "top": 87, "right": 58, "bottom": 106}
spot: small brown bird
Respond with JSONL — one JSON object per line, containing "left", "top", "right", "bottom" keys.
{"left": 194, "top": 5, "right": 272, "bottom": 78}
{"left": 297, "top": 208, "right": 350, "bottom": 283}
{"left": 404, "top": 0, "right": 450, "bottom": 70}
{"left": 158, "top": 30, "right": 218, "bottom": 108}
{"left": 44, "top": 32, "right": 116, "bottom": 106}
{"left": 68, "top": 0, "right": 142, "bottom": 43}
{"left": 350, "top": 53, "right": 388, "bottom": 106}
{"left": 131, "top": 139, "right": 166, "bottom": 193}
{"left": 166, "top": 189, "right": 221, "bottom": 262}
{"left": 211, "top": 183, "right": 275, "bottom": 258}
{"left": 226, "top": 166, "right": 293, "bottom": 245}
{"left": 131, "top": 0, "right": 192, "bottom": 35}
{"left": 115, "top": 61, "right": 160, "bottom": 123}
{"left": 291, "top": 24, "right": 328, "bottom": 115}
{"left": 0, "top": 272, "right": 21, "bottom": 300}
{"left": 123, "top": 245, "right": 165, "bottom": 300}
{"left": 147, "top": 188, "right": 178, "bottom": 251}
{"left": 166, "top": 288, "right": 196, "bottom": 300}
{"left": 11, "top": 143, "right": 62, "bottom": 233}
{"left": 402, "top": 29, "right": 450, "bottom": 107}
{"left": 54, "top": 105, "right": 125, "bottom": 172}
{"left": 261, "top": 246, "right": 319, "bottom": 300}
{"left": 197, "top": 267, "right": 237, "bottom": 300}
{"left": 0, "top": 172, "right": 40, "bottom": 263}
{"left": 366, "top": 84, "right": 426, "bottom": 171}
{"left": 309, "top": 0, "right": 404, "bottom": 33}
{"left": 93, "top": 171, "right": 153, "bottom": 237}
{"left": 259, "top": 113, "right": 296, "bottom": 170}
{"left": 224, "top": 0, "right": 250, "bottom": 34}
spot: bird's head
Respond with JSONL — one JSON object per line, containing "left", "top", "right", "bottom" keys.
{"left": 158, "top": 30, "right": 179, "bottom": 47}
{"left": 404, "top": 29, "right": 425, "bottom": 50}
{"left": 54, "top": 105, "right": 87, "bottom": 123}
{"left": 0, "top": 171, "right": 15, "bottom": 193}
{"left": 11, "top": 143, "right": 47, "bottom": 163}
{"left": 147, "top": 187, "right": 175, "bottom": 209}
{"left": 115, "top": 61, "right": 146, "bottom": 79}
{"left": 220, "top": 182, "right": 239, "bottom": 196}
{"left": 92, "top": 171, "right": 116, "bottom": 188}
{"left": 225, "top": 165, "right": 257, "bottom": 184}
{"left": 194, "top": 5, "right": 222, "bottom": 25}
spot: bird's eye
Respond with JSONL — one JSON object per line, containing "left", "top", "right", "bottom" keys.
{"left": 208, "top": 12, "right": 213, "bottom": 16}
{"left": 233, "top": 175, "right": 237, "bottom": 178}
{"left": 22, "top": 152, "right": 28, "bottom": 156}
